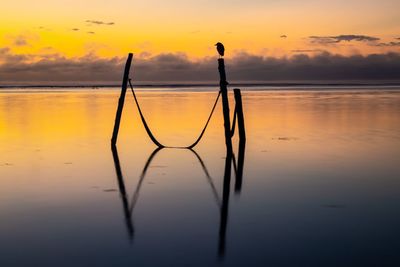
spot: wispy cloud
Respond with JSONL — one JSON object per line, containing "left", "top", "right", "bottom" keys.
{"left": 309, "top": 35, "right": 380, "bottom": 44}
{"left": 14, "top": 36, "right": 29, "bottom": 46}
{"left": 280, "top": 35, "right": 287, "bottom": 38}
{"left": 72, "top": 28, "right": 80, "bottom": 31}
{"left": 87, "top": 31, "right": 96, "bottom": 34}
{"left": 373, "top": 41, "right": 400, "bottom": 47}
{"left": 36, "top": 26, "right": 51, "bottom": 31}
{"left": 7, "top": 34, "right": 39, "bottom": 47}
{"left": 85, "top": 20, "right": 115, "bottom": 26}
{"left": 291, "top": 49, "right": 324, "bottom": 53}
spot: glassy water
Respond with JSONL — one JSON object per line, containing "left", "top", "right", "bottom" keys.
{"left": 1, "top": 87, "right": 400, "bottom": 266}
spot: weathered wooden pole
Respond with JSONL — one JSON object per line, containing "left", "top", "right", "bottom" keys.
{"left": 233, "top": 89, "right": 246, "bottom": 142}
{"left": 111, "top": 53, "right": 133, "bottom": 146}
{"left": 218, "top": 58, "right": 233, "bottom": 152}
{"left": 217, "top": 51, "right": 233, "bottom": 256}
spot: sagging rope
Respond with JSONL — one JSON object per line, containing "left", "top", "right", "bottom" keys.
{"left": 128, "top": 79, "right": 221, "bottom": 149}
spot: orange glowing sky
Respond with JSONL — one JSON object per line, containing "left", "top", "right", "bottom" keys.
{"left": 1, "top": 0, "right": 400, "bottom": 60}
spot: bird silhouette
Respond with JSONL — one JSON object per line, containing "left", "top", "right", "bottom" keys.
{"left": 215, "top": 42, "right": 225, "bottom": 57}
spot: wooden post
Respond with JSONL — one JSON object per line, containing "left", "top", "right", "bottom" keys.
{"left": 111, "top": 53, "right": 133, "bottom": 146}
{"left": 218, "top": 59, "right": 233, "bottom": 152}
{"left": 233, "top": 88, "right": 246, "bottom": 142}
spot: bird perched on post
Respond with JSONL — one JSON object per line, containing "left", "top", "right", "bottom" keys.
{"left": 215, "top": 42, "right": 225, "bottom": 57}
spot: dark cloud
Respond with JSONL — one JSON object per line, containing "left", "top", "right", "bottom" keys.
{"left": 72, "top": 28, "right": 80, "bottom": 31}
{"left": 280, "top": 35, "right": 287, "bottom": 38}
{"left": 86, "top": 20, "right": 115, "bottom": 26}
{"left": 87, "top": 31, "right": 96, "bottom": 34}
{"left": 1, "top": 49, "right": 400, "bottom": 83}
{"left": 309, "top": 35, "right": 380, "bottom": 44}
{"left": 374, "top": 41, "right": 400, "bottom": 47}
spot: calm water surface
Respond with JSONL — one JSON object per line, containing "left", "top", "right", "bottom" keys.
{"left": 1, "top": 87, "right": 400, "bottom": 266}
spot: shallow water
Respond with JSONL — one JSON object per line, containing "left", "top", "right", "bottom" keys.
{"left": 1, "top": 87, "right": 400, "bottom": 266}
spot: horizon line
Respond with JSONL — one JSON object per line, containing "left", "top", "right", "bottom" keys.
{"left": 2, "top": 80, "right": 400, "bottom": 89}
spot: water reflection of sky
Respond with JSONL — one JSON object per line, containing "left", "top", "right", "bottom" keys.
{"left": 1, "top": 88, "right": 400, "bottom": 266}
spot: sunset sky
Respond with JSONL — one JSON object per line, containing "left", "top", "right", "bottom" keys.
{"left": 1, "top": 0, "right": 400, "bottom": 82}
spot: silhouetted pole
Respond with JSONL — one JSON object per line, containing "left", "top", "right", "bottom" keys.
{"left": 219, "top": 150, "right": 232, "bottom": 257}
{"left": 218, "top": 58, "right": 233, "bottom": 152}
{"left": 233, "top": 89, "right": 246, "bottom": 142}
{"left": 111, "top": 145, "right": 134, "bottom": 240}
{"left": 111, "top": 53, "right": 133, "bottom": 146}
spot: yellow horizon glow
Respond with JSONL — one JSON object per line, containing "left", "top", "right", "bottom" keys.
{"left": 1, "top": 0, "right": 400, "bottom": 59}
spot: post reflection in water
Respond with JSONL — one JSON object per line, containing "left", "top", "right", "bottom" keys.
{"left": 218, "top": 149, "right": 232, "bottom": 257}
{"left": 111, "top": 145, "right": 135, "bottom": 241}
{"left": 110, "top": 142, "right": 246, "bottom": 258}
{"left": 234, "top": 140, "right": 246, "bottom": 194}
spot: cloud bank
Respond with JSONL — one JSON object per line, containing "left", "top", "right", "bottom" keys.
{"left": 1, "top": 48, "right": 400, "bottom": 83}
